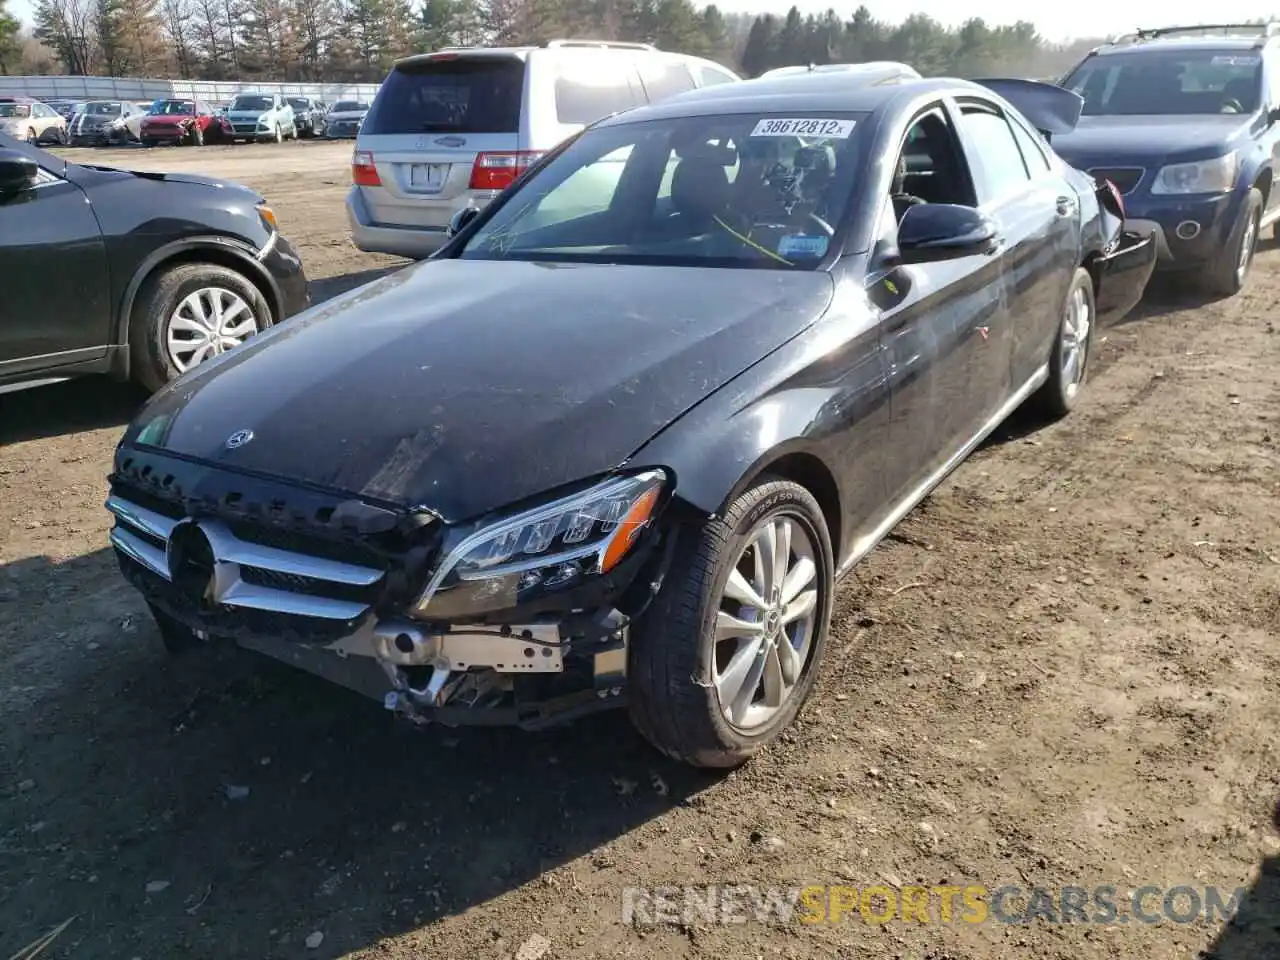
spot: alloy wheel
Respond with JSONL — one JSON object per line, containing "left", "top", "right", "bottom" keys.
{"left": 1237, "top": 209, "right": 1258, "bottom": 285}
{"left": 1061, "top": 283, "right": 1091, "bottom": 399}
{"left": 712, "top": 512, "right": 821, "bottom": 731}
{"left": 165, "top": 286, "right": 261, "bottom": 372}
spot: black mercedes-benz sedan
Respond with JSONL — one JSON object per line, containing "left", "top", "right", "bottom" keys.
{"left": 0, "top": 132, "right": 308, "bottom": 396}
{"left": 106, "top": 71, "right": 1156, "bottom": 768}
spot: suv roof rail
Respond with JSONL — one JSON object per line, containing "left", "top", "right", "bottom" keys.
{"left": 1113, "top": 22, "right": 1280, "bottom": 42}
{"left": 544, "top": 39, "right": 657, "bottom": 50}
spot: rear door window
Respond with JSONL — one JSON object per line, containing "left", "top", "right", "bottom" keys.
{"left": 364, "top": 56, "right": 526, "bottom": 135}
{"left": 640, "top": 60, "right": 696, "bottom": 101}
{"left": 555, "top": 61, "right": 645, "bottom": 124}
{"left": 697, "top": 64, "right": 737, "bottom": 86}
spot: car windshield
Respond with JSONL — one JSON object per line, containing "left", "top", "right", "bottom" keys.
{"left": 289, "top": 98, "right": 310, "bottom": 109}
{"left": 149, "top": 100, "right": 194, "bottom": 115}
{"left": 231, "top": 95, "right": 273, "bottom": 112}
{"left": 85, "top": 101, "right": 122, "bottom": 115}
{"left": 0, "top": 103, "right": 31, "bottom": 118}
{"left": 332, "top": 101, "right": 366, "bottom": 113}
{"left": 461, "top": 113, "right": 865, "bottom": 270}
{"left": 1064, "top": 49, "right": 1264, "bottom": 116}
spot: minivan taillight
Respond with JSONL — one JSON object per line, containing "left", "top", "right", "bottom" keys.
{"left": 469, "top": 151, "right": 542, "bottom": 191}
{"left": 352, "top": 149, "right": 380, "bottom": 187}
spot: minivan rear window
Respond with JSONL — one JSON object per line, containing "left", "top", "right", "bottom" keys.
{"left": 362, "top": 56, "right": 526, "bottom": 135}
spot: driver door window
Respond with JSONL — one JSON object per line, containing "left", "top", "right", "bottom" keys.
{"left": 956, "top": 104, "right": 1031, "bottom": 206}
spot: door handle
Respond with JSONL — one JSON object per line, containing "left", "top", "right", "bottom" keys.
{"left": 1056, "top": 196, "right": 1078, "bottom": 217}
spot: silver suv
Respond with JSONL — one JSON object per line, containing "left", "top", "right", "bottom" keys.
{"left": 345, "top": 40, "right": 740, "bottom": 259}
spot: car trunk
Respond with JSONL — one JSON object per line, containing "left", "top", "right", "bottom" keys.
{"left": 357, "top": 53, "right": 529, "bottom": 227}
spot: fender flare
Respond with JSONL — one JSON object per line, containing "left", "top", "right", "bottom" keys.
{"left": 114, "top": 235, "right": 285, "bottom": 349}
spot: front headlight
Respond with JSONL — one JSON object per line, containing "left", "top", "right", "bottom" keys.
{"left": 1151, "top": 154, "right": 1239, "bottom": 195}
{"left": 412, "top": 469, "right": 666, "bottom": 618}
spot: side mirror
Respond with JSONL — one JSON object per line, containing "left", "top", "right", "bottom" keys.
{"left": 896, "top": 203, "right": 1000, "bottom": 264}
{"left": 446, "top": 206, "right": 479, "bottom": 238}
{"left": 0, "top": 149, "right": 39, "bottom": 195}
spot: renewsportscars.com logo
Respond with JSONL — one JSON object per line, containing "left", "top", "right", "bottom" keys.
{"left": 622, "top": 884, "right": 1246, "bottom": 927}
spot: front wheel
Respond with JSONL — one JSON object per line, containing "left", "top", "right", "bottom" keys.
{"left": 128, "top": 262, "right": 272, "bottom": 393}
{"left": 1198, "top": 187, "right": 1261, "bottom": 298}
{"left": 25, "top": 127, "right": 36, "bottom": 145}
{"left": 628, "top": 477, "right": 833, "bottom": 768}
{"left": 189, "top": 122, "right": 204, "bottom": 147}
{"left": 273, "top": 123, "right": 283, "bottom": 144}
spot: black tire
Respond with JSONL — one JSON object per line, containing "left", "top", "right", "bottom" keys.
{"left": 1198, "top": 187, "right": 1261, "bottom": 297}
{"left": 1029, "top": 267, "right": 1096, "bottom": 421}
{"left": 142, "top": 137, "right": 157, "bottom": 147}
{"left": 189, "top": 122, "right": 204, "bottom": 147}
{"left": 628, "top": 476, "right": 834, "bottom": 768}
{"left": 25, "top": 127, "right": 36, "bottom": 145}
{"left": 127, "top": 261, "right": 273, "bottom": 393}
{"left": 273, "top": 124, "right": 283, "bottom": 144}
{"left": 147, "top": 602, "right": 205, "bottom": 654}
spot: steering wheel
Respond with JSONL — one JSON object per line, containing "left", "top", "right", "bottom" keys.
{"left": 1221, "top": 97, "right": 1244, "bottom": 114}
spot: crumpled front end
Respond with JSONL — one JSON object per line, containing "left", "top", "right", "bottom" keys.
{"left": 107, "top": 446, "right": 672, "bottom": 729}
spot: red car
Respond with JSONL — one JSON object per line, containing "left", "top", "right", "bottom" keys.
{"left": 139, "top": 98, "right": 230, "bottom": 147}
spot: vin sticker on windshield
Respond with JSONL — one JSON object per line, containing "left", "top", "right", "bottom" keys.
{"left": 778, "top": 234, "right": 830, "bottom": 258}
{"left": 750, "top": 118, "right": 855, "bottom": 138}
{"left": 1212, "top": 55, "right": 1260, "bottom": 66}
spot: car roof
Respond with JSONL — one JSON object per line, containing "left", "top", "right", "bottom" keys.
{"left": 1093, "top": 36, "right": 1267, "bottom": 55}
{"left": 596, "top": 74, "right": 986, "bottom": 125}
{"left": 0, "top": 96, "right": 36, "bottom": 103}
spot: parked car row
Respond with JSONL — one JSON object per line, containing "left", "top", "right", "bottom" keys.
{"left": 0, "top": 93, "right": 367, "bottom": 149}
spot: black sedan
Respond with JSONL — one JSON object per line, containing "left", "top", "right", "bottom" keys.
{"left": 0, "top": 133, "right": 309, "bottom": 395}
{"left": 105, "top": 73, "right": 1156, "bottom": 768}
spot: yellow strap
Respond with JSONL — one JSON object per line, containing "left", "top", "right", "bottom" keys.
{"left": 712, "top": 215, "right": 793, "bottom": 266}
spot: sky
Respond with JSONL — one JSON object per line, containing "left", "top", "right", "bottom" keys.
{"left": 5, "top": 0, "right": 1276, "bottom": 43}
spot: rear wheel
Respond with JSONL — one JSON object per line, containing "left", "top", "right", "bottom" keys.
{"left": 628, "top": 477, "right": 833, "bottom": 768}
{"left": 1030, "top": 267, "right": 1095, "bottom": 421}
{"left": 128, "top": 261, "right": 273, "bottom": 393}
{"left": 1198, "top": 187, "right": 1261, "bottom": 297}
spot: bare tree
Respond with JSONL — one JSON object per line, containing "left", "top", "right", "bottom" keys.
{"left": 33, "top": 0, "right": 97, "bottom": 74}
{"left": 190, "top": 0, "right": 228, "bottom": 77}
{"left": 161, "top": 0, "right": 194, "bottom": 75}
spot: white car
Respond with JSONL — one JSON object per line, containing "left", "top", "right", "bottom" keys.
{"left": 345, "top": 39, "right": 740, "bottom": 259}
{"left": 225, "top": 93, "right": 297, "bottom": 143}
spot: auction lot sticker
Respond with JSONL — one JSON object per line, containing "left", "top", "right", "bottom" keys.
{"left": 750, "top": 118, "right": 856, "bottom": 138}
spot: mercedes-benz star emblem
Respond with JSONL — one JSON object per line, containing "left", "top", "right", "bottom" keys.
{"left": 225, "top": 429, "right": 254, "bottom": 450}
{"left": 166, "top": 520, "right": 216, "bottom": 607}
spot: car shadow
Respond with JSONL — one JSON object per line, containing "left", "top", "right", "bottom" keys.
{"left": 309, "top": 265, "right": 405, "bottom": 303}
{"left": 0, "top": 376, "right": 145, "bottom": 447}
{"left": 1200, "top": 797, "right": 1280, "bottom": 958}
{"left": 0, "top": 547, "right": 715, "bottom": 958}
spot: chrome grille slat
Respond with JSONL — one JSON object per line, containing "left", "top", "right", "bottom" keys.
{"left": 106, "top": 492, "right": 386, "bottom": 622}
{"left": 110, "top": 528, "right": 170, "bottom": 580}
{"left": 106, "top": 495, "right": 180, "bottom": 542}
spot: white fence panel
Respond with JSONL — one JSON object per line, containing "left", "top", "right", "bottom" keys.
{"left": 0, "top": 75, "right": 381, "bottom": 104}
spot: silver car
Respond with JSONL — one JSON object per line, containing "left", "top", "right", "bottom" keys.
{"left": 345, "top": 41, "right": 740, "bottom": 259}
{"left": 324, "top": 100, "right": 369, "bottom": 139}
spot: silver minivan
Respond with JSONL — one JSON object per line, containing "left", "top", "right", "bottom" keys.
{"left": 345, "top": 40, "right": 741, "bottom": 259}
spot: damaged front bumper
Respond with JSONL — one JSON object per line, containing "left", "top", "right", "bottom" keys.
{"left": 105, "top": 451, "right": 670, "bottom": 730}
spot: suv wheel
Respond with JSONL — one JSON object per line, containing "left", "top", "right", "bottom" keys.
{"left": 273, "top": 123, "right": 283, "bottom": 144}
{"left": 628, "top": 477, "right": 833, "bottom": 768}
{"left": 128, "top": 262, "right": 272, "bottom": 392}
{"left": 1031, "top": 267, "right": 1095, "bottom": 420}
{"left": 1199, "top": 187, "right": 1261, "bottom": 297}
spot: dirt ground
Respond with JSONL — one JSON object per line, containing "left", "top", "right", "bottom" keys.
{"left": 1, "top": 140, "right": 1278, "bottom": 960}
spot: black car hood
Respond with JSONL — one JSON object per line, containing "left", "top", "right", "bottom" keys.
{"left": 124, "top": 259, "right": 834, "bottom": 521}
